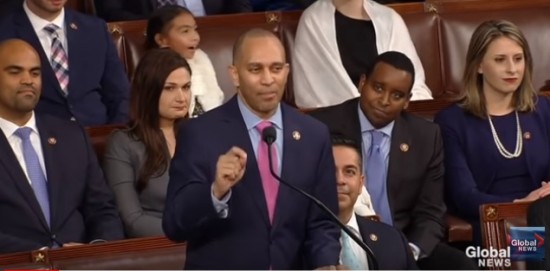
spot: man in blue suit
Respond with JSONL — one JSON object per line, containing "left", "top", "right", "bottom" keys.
{"left": 0, "top": 39, "right": 124, "bottom": 253}
{"left": 331, "top": 135, "right": 417, "bottom": 270}
{"left": 0, "top": 0, "right": 130, "bottom": 126}
{"left": 163, "top": 28, "right": 341, "bottom": 269}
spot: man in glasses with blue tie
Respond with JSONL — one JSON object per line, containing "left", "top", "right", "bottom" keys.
{"left": 0, "top": 39, "right": 123, "bottom": 253}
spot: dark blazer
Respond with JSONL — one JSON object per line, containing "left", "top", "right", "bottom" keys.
{"left": 309, "top": 98, "right": 446, "bottom": 256}
{"left": 0, "top": 6, "right": 130, "bottom": 126}
{"left": 97, "top": 0, "right": 253, "bottom": 22}
{"left": 250, "top": 0, "right": 316, "bottom": 11}
{"left": 0, "top": 114, "right": 124, "bottom": 253}
{"left": 163, "top": 96, "right": 341, "bottom": 269}
{"left": 434, "top": 99, "right": 550, "bottom": 219}
{"left": 356, "top": 216, "right": 418, "bottom": 270}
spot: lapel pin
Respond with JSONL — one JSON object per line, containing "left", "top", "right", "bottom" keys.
{"left": 70, "top": 23, "right": 78, "bottom": 30}
{"left": 369, "top": 233, "right": 378, "bottom": 242}
{"left": 523, "top": 132, "right": 531, "bottom": 140}
{"left": 48, "top": 137, "right": 57, "bottom": 145}
{"left": 400, "top": 143, "right": 409, "bottom": 152}
{"left": 292, "top": 131, "right": 301, "bottom": 141}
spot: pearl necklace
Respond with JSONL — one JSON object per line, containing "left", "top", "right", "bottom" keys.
{"left": 487, "top": 111, "right": 523, "bottom": 159}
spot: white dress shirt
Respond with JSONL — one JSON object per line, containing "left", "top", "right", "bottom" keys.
{"left": 341, "top": 212, "right": 369, "bottom": 270}
{"left": 23, "top": 0, "right": 68, "bottom": 58}
{"left": 0, "top": 113, "right": 47, "bottom": 185}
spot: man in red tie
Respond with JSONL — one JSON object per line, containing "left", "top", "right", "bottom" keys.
{"left": 163, "top": 28, "right": 341, "bottom": 269}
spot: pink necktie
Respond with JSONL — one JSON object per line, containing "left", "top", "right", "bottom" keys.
{"left": 256, "top": 121, "right": 279, "bottom": 224}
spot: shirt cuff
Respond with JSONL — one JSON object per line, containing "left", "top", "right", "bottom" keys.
{"left": 211, "top": 185, "right": 231, "bottom": 218}
{"left": 409, "top": 243, "right": 425, "bottom": 261}
{"left": 90, "top": 239, "right": 107, "bottom": 244}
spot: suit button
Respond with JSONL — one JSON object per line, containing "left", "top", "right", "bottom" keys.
{"left": 70, "top": 117, "right": 76, "bottom": 121}
{"left": 51, "top": 234, "right": 56, "bottom": 240}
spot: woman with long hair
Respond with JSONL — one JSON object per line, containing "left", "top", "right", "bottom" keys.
{"left": 103, "top": 48, "right": 192, "bottom": 237}
{"left": 434, "top": 20, "right": 550, "bottom": 244}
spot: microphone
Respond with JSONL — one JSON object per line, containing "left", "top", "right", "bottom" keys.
{"left": 262, "top": 127, "right": 379, "bottom": 270}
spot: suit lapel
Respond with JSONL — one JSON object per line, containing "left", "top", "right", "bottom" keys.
{"left": 355, "top": 216, "right": 381, "bottom": 268}
{"left": 386, "top": 115, "right": 412, "bottom": 214}
{"left": 329, "top": 98, "right": 363, "bottom": 145}
{"left": 36, "top": 116, "right": 62, "bottom": 230}
{"left": 0, "top": 123, "right": 50, "bottom": 230}
{"left": 271, "top": 104, "right": 300, "bottom": 229}
{"left": 224, "top": 97, "right": 270, "bottom": 227}
{"left": 64, "top": 10, "right": 79, "bottom": 97}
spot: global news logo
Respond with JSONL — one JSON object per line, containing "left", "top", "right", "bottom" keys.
{"left": 508, "top": 226, "right": 545, "bottom": 260}
{"left": 466, "top": 226, "right": 545, "bottom": 268}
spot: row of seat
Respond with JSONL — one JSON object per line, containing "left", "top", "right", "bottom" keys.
{"left": 0, "top": 202, "right": 530, "bottom": 270}
{"left": 104, "top": 0, "right": 550, "bottom": 110}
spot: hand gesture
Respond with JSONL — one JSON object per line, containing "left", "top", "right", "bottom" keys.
{"left": 212, "top": 146, "right": 247, "bottom": 199}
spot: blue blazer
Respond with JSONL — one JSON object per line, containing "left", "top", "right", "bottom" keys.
{"left": 0, "top": 6, "right": 130, "bottom": 126}
{"left": 163, "top": 96, "right": 341, "bottom": 269}
{"left": 356, "top": 216, "right": 418, "bottom": 270}
{"left": 0, "top": 114, "right": 124, "bottom": 253}
{"left": 434, "top": 97, "right": 550, "bottom": 219}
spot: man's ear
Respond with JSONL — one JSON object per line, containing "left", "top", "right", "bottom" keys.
{"left": 357, "top": 74, "right": 367, "bottom": 92}
{"left": 228, "top": 65, "right": 239, "bottom": 89}
{"left": 403, "top": 93, "right": 412, "bottom": 109}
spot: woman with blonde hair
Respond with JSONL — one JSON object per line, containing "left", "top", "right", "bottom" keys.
{"left": 434, "top": 20, "right": 550, "bottom": 244}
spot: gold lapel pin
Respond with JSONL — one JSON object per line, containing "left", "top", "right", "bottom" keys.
{"left": 523, "top": 132, "right": 531, "bottom": 140}
{"left": 400, "top": 143, "right": 409, "bottom": 152}
{"left": 48, "top": 137, "right": 57, "bottom": 145}
{"left": 70, "top": 23, "right": 78, "bottom": 30}
{"left": 369, "top": 233, "right": 378, "bottom": 242}
{"left": 292, "top": 131, "right": 301, "bottom": 141}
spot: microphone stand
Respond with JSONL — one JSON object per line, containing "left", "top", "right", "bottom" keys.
{"left": 266, "top": 141, "right": 379, "bottom": 270}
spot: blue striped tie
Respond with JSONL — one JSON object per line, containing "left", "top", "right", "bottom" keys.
{"left": 14, "top": 127, "right": 50, "bottom": 227}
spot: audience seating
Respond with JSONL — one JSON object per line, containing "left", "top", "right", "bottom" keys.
{"left": 479, "top": 202, "right": 531, "bottom": 270}
{"left": 0, "top": 237, "right": 186, "bottom": 270}
{"left": 105, "top": 0, "right": 550, "bottom": 113}
{"left": 85, "top": 124, "right": 126, "bottom": 162}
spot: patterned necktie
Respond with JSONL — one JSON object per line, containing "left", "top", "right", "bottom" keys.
{"left": 192, "top": 96, "right": 205, "bottom": 118}
{"left": 341, "top": 229, "right": 365, "bottom": 270}
{"left": 43, "top": 24, "right": 69, "bottom": 95}
{"left": 366, "top": 130, "right": 393, "bottom": 225}
{"left": 256, "top": 121, "right": 279, "bottom": 224}
{"left": 14, "top": 127, "right": 50, "bottom": 227}
{"left": 157, "top": 0, "right": 178, "bottom": 7}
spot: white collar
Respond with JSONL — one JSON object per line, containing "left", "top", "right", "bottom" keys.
{"left": 0, "top": 112, "right": 39, "bottom": 138}
{"left": 345, "top": 212, "right": 361, "bottom": 236}
{"left": 24, "top": 0, "right": 65, "bottom": 33}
